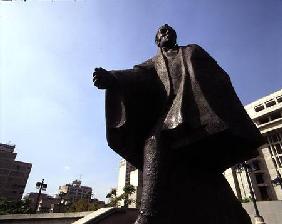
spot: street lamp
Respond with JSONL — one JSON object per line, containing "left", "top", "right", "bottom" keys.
{"left": 241, "top": 162, "right": 266, "bottom": 224}
{"left": 34, "top": 179, "right": 47, "bottom": 213}
{"left": 270, "top": 158, "right": 282, "bottom": 190}
{"left": 271, "top": 175, "right": 282, "bottom": 187}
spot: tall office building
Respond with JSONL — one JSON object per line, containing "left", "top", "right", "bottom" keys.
{"left": 117, "top": 159, "right": 142, "bottom": 208}
{"left": 0, "top": 143, "right": 32, "bottom": 201}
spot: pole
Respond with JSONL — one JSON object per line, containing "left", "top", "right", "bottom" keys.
{"left": 243, "top": 163, "right": 266, "bottom": 224}
{"left": 267, "top": 137, "right": 282, "bottom": 190}
{"left": 34, "top": 179, "right": 44, "bottom": 213}
{"left": 271, "top": 158, "right": 282, "bottom": 190}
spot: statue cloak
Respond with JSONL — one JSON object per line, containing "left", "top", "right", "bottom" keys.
{"left": 105, "top": 44, "right": 264, "bottom": 171}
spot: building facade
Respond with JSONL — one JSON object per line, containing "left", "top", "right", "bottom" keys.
{"left": 224, "top": 89, "right": 282, "bottom": 201}
{"left": 58, "top": 179, "right": 92, "bottom": 203}
{"left": 0, "top": 143, "right": 32, "bottom": 201}
{"left": 25, "top": 192, "right": 60, "bottom": 213}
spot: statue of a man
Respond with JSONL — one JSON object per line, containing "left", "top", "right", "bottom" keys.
{"left": 93, "top": 24, "right": 264, "bottom": 224}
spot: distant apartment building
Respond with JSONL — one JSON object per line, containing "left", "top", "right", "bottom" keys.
{"left": 25, "top": 192, "right": 60, "bottom": 213}
{"left": 58, "top": 179, "right": 92, "bottom": 203}
{"left": 224, "top": 89, "right": 282, "bottom": 201}
{"left": 0, "top": 143, "right": 32, "bottom": 201}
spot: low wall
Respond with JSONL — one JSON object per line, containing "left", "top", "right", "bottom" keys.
{"left": 1, "top": 201, "right": 281, "bottom": 224}
{"left": 73, "top": 208, "right": 138, "bottom": 224}
{"left": 0, "top": 208, "right": 138, "bottom": 224}
{"left": 0, "top": 211, "right": 92, "bottom": 224}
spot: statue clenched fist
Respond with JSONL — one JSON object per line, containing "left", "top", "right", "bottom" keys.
{"left": 93, "top": 67, "right": 117, "bottom": 89}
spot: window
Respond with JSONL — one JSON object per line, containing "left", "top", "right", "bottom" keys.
{"left": 274, "top": 144, "right": 282, "bottom": 154}
{"left": 255, "top": 173, "right": 264, "bottom": 184}
{"left": 273, "top": 155, "right": 282, "bottom": 168}
{"left": 254, "top": 104, "right": 264, "bottom": 112}
{"left": 268, "top": 146, "right": 274, "bottom": 156}
{"left": 252, "top": 160, "right": 260, "bottom": 171}
{"left": 258, "top": 186, "right": 269, "bottom": 200}
{"left": 258, "top": 116, "right": 269, "bottom": 125}
{"left": 270, "top": 111, "right": 282, "bottom": 121}
{"left": 277, "top": 95, "right": 282, "bottom": 103}
{"left": 271, "top": 158, "right": 279, "bottom": 168}
{"left": 265, "top": 99, "right": 276, "bottom": 108}
{"left": 277, "top": 158, "right": 282, "bottom": 168}
{"left": 268, "top": 133, "right": 281, "bottom": 143}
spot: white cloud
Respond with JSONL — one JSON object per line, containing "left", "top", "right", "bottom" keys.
{"left": 64, "top": 165, "right": 71, "bottom": 171}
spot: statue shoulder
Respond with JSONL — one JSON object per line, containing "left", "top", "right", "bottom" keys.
{"left": 134, "top": 57, "right": 155, "bottom": 70}
{"left": 183, "top": 44, "right": 216, "bottom": 61}
{"left": 182, "top": 44, "right": 206, "bottom": 52}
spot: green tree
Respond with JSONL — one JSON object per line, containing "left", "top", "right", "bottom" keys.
{"left": 0, "top": 198, "right": 32, "bottom": 215}
{"left": 106, "top": 184, "right": 136, "bottom": 208}
{"left": 67, "top": 199, "right": 98, "bottom": 212}
{"left": 106, "top": 188, "right": 116, "bottom": 199}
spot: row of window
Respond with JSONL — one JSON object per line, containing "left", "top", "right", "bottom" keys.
{"left": 69, "top": 189, "right": 92, "bottom": 193}
{"left": 254, "top": 95, "right": 282, "bottom": 112}
{"left": 267, "top": 133, "right": 282, "bottom": 168}
{"left": 249, "top": 164, "right": 269, "bottom": 200}
{"left": 256, "top": 110, "right": 282, "bottom": 125}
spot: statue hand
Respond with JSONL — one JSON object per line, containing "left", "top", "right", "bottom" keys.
{"left": 93, "top": 67, "right": 117, "bottom": 89}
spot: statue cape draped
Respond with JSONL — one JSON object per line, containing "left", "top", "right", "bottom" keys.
{"left": 105, "top": 44, "right": 264, "bottom": 170}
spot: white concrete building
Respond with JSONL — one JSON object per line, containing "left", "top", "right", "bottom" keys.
{"left": 116, "top": 159, "right": 142, "bottom": 208}
{"left": 225, "top": 89, "right": 282, "bottom": 201}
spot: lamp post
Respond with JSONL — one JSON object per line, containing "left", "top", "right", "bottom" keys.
{"left": 34, "top": 179, "right": 47, "bottom": 213}
{"left": 271, "top": 174, "right": 282, "bottom": 188}
{"left": 270, "top": 158, "right": 282, "bottom": 190}
{"left": 242, "top": 162, "right": 266, "bottom": 224}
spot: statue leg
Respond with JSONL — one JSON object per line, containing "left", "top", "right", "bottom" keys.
{"left": 135, "top": 135, "right": 171, "bottom": 224}
{"left": 134, "top": 136, "right": 252, "bottom": 224}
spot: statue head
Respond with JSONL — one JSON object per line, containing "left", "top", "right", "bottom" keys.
{"left": 155, "top": 24, "right": 177, "bottom": 49}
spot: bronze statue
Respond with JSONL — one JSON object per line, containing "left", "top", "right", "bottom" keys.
{"left": 93, "top": 24, "right": 264, "bottom": 224}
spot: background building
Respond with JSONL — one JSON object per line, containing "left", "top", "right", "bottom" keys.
{"left": 225, "top": 89, "right": 282, "bottom": 201}
{"left": 0, "top": 143, "right": 32, "bottom": 201}
{"left": 58, "top": 179, "right": 92, "bottom": 203}
{"left": 117, "top": 159, "right": 142, "bottom": 208}
{"left": 25, "top": 192, "right": 60, "bottom": 213}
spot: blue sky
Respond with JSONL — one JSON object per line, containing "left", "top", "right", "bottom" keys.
{"left": 1, "top": 0, "right": 282, "bottom": 200}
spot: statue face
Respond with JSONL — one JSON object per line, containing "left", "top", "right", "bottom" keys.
{"left": 155, "top": 24, "right": 177, "bottom": 49}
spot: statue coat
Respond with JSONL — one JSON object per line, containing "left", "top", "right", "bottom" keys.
{"left": 105, "top": 44, "right": 264, "bottom": 171}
